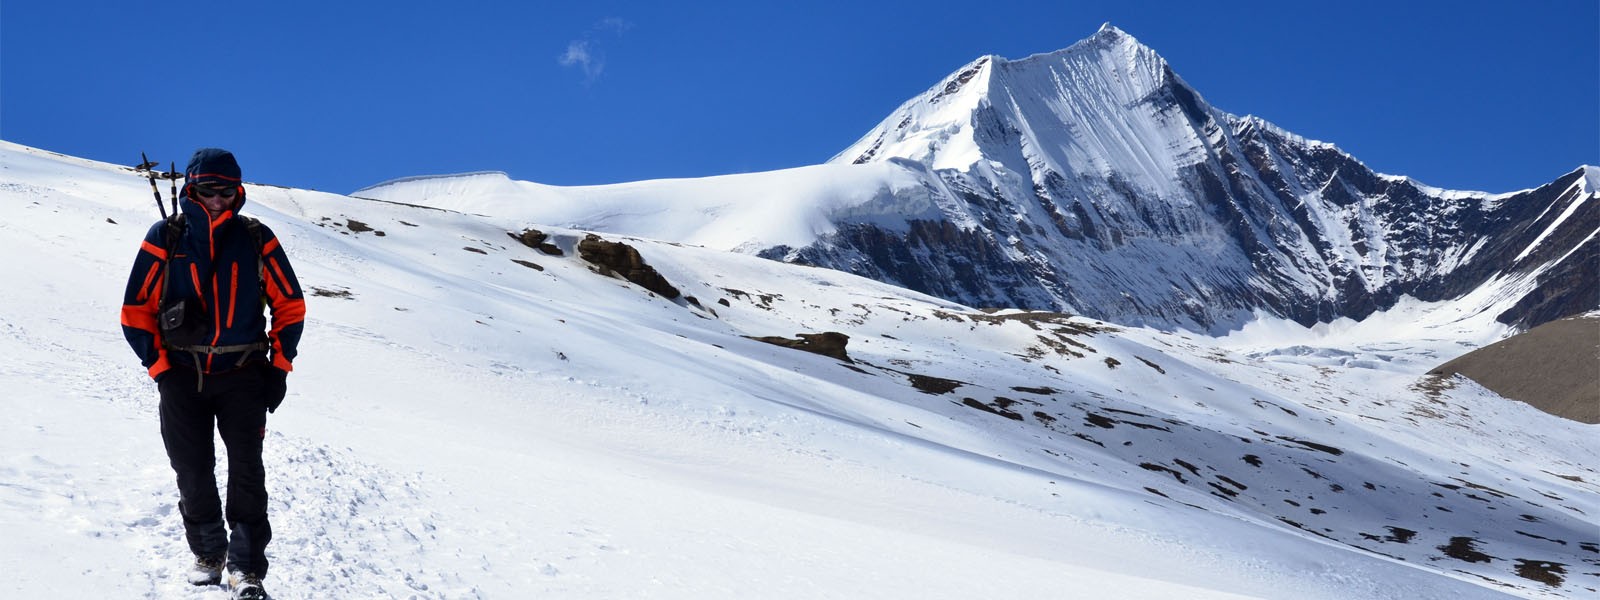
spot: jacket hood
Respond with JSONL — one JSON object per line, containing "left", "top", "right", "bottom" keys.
{"left": 182, "top": 148, "right": 247, "bottom": 212}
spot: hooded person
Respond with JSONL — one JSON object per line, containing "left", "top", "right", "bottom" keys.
{"left": 119, "top": 147, "right": 306, "bottom": 600}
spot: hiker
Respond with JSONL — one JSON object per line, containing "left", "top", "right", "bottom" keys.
{"left": 119, "top": 148, "right": 305, "bottom": 600}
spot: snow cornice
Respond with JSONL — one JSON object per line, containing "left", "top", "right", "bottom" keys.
{"left": 353, "top": 171, "right": 511, "bottom": 195}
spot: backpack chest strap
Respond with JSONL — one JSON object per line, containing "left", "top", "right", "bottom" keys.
{"left": 166, "top": 342, "right": 270, "bottom": 355}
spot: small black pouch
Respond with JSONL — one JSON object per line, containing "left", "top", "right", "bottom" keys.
{"left": 159, "top": 299, "right": 209, "bottom": 348}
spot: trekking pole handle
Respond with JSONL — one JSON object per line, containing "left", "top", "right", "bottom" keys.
{"left": 142, "top": 152, "right": 168, "bottom": 220}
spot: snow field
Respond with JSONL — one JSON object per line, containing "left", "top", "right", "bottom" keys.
{"left": 3, "top": 141, "right": 1595, "bottom": 598}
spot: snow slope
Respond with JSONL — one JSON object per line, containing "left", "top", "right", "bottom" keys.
{"left": 2, "top": 141, "right": 1597, "bottom": 599}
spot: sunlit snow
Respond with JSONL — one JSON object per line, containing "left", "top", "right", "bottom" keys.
{"left": 3, "top": 140, "right": 1596, "bottom": 600}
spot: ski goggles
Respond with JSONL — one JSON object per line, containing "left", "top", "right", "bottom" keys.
{"left": 192, "top": 186, "right": 238, "bottom": 200}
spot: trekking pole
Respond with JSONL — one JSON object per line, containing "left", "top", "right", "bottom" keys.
{"left": 169, "top": 161, "right": 179, "bottom": 216}
{"left": 141, "top": 152, "right": 168, "bottom": 220}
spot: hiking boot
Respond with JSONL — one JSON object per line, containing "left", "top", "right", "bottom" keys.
{"left": 228, "top": 570, "right": 267, "bottom": 600}
{"left": 186, "top": 555, "right": 224, "bottom": 586}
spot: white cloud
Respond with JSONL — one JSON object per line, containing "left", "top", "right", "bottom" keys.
{"left": 595, "top": 17, "right": 632, "bottom": 35}
{"left": 557, "top": 17, "right": 633, "bottom": 85}
{"left": 558, "top": 40, "right": 603, "bottom": 83}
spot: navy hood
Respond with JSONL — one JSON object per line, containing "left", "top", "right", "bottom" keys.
{"left": 182, "top": 148, "right": 246, "bottom": 211}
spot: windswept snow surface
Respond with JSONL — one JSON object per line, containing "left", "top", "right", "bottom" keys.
{"left": 3, "top": 141, "right": 1597, "bottom": 599}
{"left": 355, "top": 161, "right": 946, "bottom": 253}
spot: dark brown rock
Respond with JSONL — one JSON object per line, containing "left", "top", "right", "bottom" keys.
{"left": 749, "top": 332, "right": 851, "bottom": 362}
{"left": 577, "top": 234, "right": 680, "bottom": 299}
{"left": 907, "top": 373, "right": 963, "bottom": 394}
{"left": 510, "top": 228, "right": 548, "bottom": 247}
{"left": 510, "top": 229, "right": 564, "bottom": 256}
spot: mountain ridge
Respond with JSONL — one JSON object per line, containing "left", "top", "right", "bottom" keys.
{"left": 806, "top": 25, "right": 1597, "bottom": 332}
{"left": 359, "top": 27, "right": 1597, "bottom": 335}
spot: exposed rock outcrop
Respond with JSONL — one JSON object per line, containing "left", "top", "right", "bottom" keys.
{"left": 577, "top": 234, "right": 680, "bottom": 299}
{"left": 508, "top": 228, "right": 564, "bottom": 256}
{"left": 748, "top": 332, "right": 851, "bottom": 362}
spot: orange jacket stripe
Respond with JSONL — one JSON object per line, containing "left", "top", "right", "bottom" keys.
{"left": 262, "top": 247, "right": 305, "bottom": 373}
{"left": 271, "top": 350, "right": 294, "bottom": 372}
{"left": 227, "top": 263, "right": 239, "bottom": 329}
{"left": 267, "top": 298, "right": 304, "bottom": 372}
{"left": 120, "top": 303, "right": 160, "bottom": 333}
{"left": 190, "top": 172, "right": 241, "bottom": 182}
{"left": 147, "top": 353, "right": 172, "bottom": 379}
{"left": 140, "top": 240, "right": 168, "bottom": 260}
{"left": 269, "top": 298, "right": 307, "bottom": 333}
{"left": 188, "top": 264, "right": 205, "bottom": 311}
{"left": 265, "top": 262, "right": 286, "bottom": 297}
{"left": 268, "top": 257, "right": 297, "bottom": 296}
{"left": 136, "top": 262, "right": 161, "bottom": 303}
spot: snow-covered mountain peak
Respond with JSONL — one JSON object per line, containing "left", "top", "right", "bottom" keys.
{"left": 832, "top": 25, "right": 1207, "bottom": 198}
{"left": 1094, "top": 21, "right": 1130, "bottom": 39}
{"left": 1009, "top": 21, "right": 1165, "bottom": 79}
{"left": 1582, "top": 164, "right": 1598, "bottom": 193}
{"left": 805, "top": 27, "right": 1596, "bottom": 332}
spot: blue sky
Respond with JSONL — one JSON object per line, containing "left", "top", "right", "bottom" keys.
{"left": 3, "top": 1, "right": 1595, "bottom": 195}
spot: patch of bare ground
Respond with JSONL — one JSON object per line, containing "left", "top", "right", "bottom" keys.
{"left": 1429, "top": 315, "right": 1599, "bottom": 423}
{"left": 907, "top": 373, "right": 964, "bottom": 394}
{"left": 1438, "top": 536, "right": 1495, "bottom": 563}
{"left": 1135, "top": 356, "right": 1165, "bottom": 374}
{"left": 310, "top": 286, "right": 354, "bottom": 299}
{"left": 748, "top": 332, "right": 852, "bottom": 363}
{"left": 1513, "top": 559, "right": 1568, "bottom": 587}
{"left": 959, "top": 397, "right": 1022, "bottom": 421}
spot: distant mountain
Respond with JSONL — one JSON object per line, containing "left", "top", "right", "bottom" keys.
{"left": 362, "top": 25, "right": 1598, "bottom": 334}
{"left": 802, "top": 24, "right": 1597, "bottom": 332}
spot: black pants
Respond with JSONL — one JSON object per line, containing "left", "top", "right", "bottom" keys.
{"left": 159, "top": 365, "right": 271, "bottom": 577}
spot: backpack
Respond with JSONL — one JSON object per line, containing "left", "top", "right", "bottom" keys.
{"left": 156, "top": 213, "right": 270, "bottom": 358}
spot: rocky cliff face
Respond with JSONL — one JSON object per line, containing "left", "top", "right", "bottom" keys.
{"left": 777, "top": 25, "right": 1597, "bottom": 333}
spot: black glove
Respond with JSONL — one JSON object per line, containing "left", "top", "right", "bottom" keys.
{"left": 261, "top": 364, "right": 288, "bottom": 413}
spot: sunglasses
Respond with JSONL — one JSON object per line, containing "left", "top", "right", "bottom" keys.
{"left": 193, "top": 186, "right": 238, "bottom": 200}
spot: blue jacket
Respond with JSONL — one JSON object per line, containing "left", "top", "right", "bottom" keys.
{"left": 121, "top": 189, "right": 305, "bottom": 379}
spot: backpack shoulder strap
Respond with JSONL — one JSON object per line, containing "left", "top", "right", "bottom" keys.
{"left": 161, "top": 213, "right": 186, "bottom": 252}
{"left": 239, "top": 215, "right": 263, "bottom": 247}
{"left": 158, "top": 213, "right": 186, "bottom": 306}
{"left": 239, "top": 216, "right": 268, "bottom": 295}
